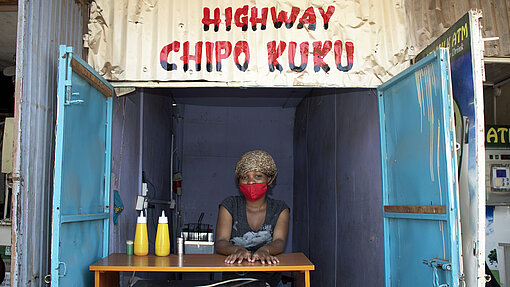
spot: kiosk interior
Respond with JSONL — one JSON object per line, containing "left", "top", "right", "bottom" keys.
{"left": 107, "top": 84, "right": 383, "bottom": 286}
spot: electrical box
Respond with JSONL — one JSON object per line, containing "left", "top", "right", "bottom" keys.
{"left": 486, "top": 149, "right": 510, "bottom": 205}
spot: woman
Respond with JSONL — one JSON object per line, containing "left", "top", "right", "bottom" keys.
{"left": 215, "top": 150, "right": 290, "bottom": 287}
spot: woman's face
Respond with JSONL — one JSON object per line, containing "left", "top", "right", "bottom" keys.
{"left": 238, "top": 171, "right": 269, "bottom": 185}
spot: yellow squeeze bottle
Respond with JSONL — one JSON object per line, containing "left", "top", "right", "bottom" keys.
{"left": 134, "top": 211, "right": 148, "bottom": 256}
{"left": 155, "top": 210, "right": 170, "bottom": 256}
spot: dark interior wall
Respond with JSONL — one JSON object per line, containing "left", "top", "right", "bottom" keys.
{"left": 484, "top": 83, "right": 510, "bottom": 125}
{"left": 142, "top": 91, "right": 173, "bottom": 253}
{"left": 110, "top": 91, "right": 172, "bottom": 255}
{"left": 110, "top": 93, "right": 142, "bottom": 253}
{"left": 0, "top": 75, "right": 14, "bottom": 116}
{"left": 179, "top": 104, "right": 295, "bottom": 252}
{"left": 293, "top": 89, "right": 384, "bottom": 286}
{"left": 110, "top": 91, "right": 173, "bottom": 284}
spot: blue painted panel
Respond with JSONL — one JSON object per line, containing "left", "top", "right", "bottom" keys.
{"left": 52, "top": 46, "right": 113, "bottom": 287}
{"left": 59, "top": 221, "right": 104, "bottom": 286}
{"left": 378, "top": 49, "right": 461, "bottom": 287}
{"left": 60, "top": 71, "right": 108, "bottom": 214}
{"left": 387, "top": 218, "right": 451, "bottom": 284}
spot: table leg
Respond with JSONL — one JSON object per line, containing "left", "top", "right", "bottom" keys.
{"left": 295, "top": 271, "right": 305, "bottom": 287}
{"left": 95, "top": 271, "right": 119, "bottom": 287}
{"left": 304, "top": 270, "right": 310, "bottom": 287}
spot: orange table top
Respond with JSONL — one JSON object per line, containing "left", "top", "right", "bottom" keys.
{"left": 90, "top": 253, "right": 314, "bottom": 273}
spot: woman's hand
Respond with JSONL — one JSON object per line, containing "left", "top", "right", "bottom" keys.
{"left": 251, "top": 247, "right": 279, "bottom": 264}
{"left": 225, "top": 247, "right": 252, "bottom": 264}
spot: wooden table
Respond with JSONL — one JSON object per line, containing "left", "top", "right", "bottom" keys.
{"left": 90, "top": 253, "right": 314, "bottom": 287}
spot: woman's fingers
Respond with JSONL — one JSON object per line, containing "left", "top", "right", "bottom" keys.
{"left": 225, "top": 250, "right": 252, "bottom": 264}
{"left": 262, "top": 255, "right": 279, "bottom": 264}
{"left": 226, "top": 250, "right": 280, "bottom": 264}
{"left": 251, "top": 253, "right": 279, "bottom": 264}
{"left": 225, "top": 253, "right": 239, "bottom": 264}
{"left": 239, "top": 253, "right": 252, "bottom": 263}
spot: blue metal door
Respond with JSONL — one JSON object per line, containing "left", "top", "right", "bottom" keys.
{"left": 51, "top": 46, "right": 113, "bottom": 286}
{"left": 378, "top": 48, "right": 462, "bottom": 287}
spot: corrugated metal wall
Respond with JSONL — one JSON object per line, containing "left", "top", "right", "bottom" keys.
{"left": 87, "top": 0, "right": 410, "bottom": 87}
{"left": 406, "top": 0, "right": 510, "bottom": 57}
{"left": 12, "top": 0, "right": 88, "bottom": 285}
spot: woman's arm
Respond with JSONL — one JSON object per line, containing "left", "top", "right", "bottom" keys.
{"left": 215, "top": 205, "right": 252, "bottom": 263}
{"left": 251, "top": 208, "right": 290, "bottom": 264}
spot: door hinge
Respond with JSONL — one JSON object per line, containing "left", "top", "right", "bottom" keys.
{"left": 9, "top": 174, "right": 23, "bottom": 186}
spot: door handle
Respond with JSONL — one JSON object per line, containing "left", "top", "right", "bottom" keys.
{"left": 57, "top": 261, "right": 67, "bottom": 277}
{"left": 423, "top": 258, "right": 452, "bottom": 271}
{"left": 423, "top": 258, "right": 451, "bottom": 287}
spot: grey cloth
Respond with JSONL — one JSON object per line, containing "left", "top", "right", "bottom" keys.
{"left": 220, "top": 196, "right": 289, "bottom": 253}
{"left": 219, "top": 196, "right": 289, "bottom": 287}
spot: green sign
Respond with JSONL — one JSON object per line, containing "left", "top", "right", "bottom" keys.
{"left": 486, "top": 125, "right": 510, "bottom": 148}
{"left": 414, "top": 13, "right": 470, "bottom": 62}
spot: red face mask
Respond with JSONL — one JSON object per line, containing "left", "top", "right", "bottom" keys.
{"left": 239, "top": 183, "right": 267, "bottom": 201}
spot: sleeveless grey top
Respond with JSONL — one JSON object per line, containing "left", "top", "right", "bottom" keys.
{"left": 220, "top": 196, "right": 289, "bottom": 252}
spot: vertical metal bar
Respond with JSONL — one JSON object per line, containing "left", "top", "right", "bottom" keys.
{"left": 51, "top": 45, "right": 72, "bottom": 287}
{"left": 468, "top": 10, "right": 487, "bottom": 287}
{"left": 439, "top": 49, "right": 461, "bottom": 286}
{"left": 3, "top": 177, "right": 8, "bottom": 220}
{"left": 377, "top": 88, "right": 391, "bottom": 287}
{"left": 11, "top": 0, "right": 27, "bottom": 284}
{"left": 170, "top": 133, "right": 174, "bottom": 202}
{"left": 138, "top": 91, "right": 144, "bottom": 195}
{"left": 104, "top": 96, "right": 113, "bottom": 257}
{"left": 333, "top": 92, "right": 338, "bottom": 287}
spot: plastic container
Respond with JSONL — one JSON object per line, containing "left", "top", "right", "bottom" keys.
{"left": 155, "top": 210, "right": 170, "bottom": 256}
{"left": 177, "top": 237, "right": 184, "bottom": 255}
{"left": 134, "top": 211, "right": 148, "bottom": 256}
{"left": 126, "top": 240, "right": 134, "bottom": 255}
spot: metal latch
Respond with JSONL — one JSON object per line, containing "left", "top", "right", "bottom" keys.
{"left": 57, "top": 261, "right": 67, "bottom": 277}
{"left": 423, "top": 258, "right": 452, "bottom": 271}
{"left": 423, "top": 258, "right": 451, "bottom": 287}
{"left": 64, "top": 87, "right": 84, "bottom": 105}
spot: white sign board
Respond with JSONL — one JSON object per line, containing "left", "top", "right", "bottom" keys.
{"left": 87, "top": 0, "right": 410, "bottom": 87}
